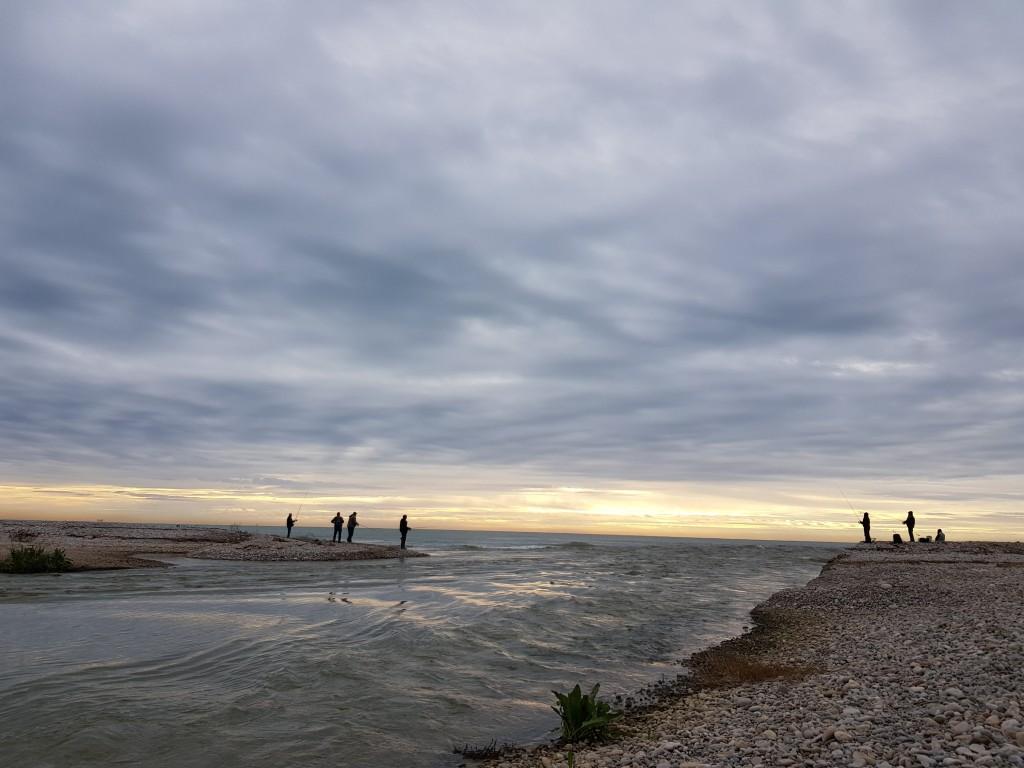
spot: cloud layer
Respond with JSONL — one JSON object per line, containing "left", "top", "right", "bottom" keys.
{"left": 2, "top": 2, "right": 1023, "bottom": 535}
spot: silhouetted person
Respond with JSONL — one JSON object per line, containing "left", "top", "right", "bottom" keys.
{"left": 936, "top": 528, "right": 946, "bottom": 543}
{"left": 904, "top": 510, "right": 916, "bottom": 542}
{"left": 399, "top": 514, "right": 410, "bottom": 549}
{"left": 860, "top": 512, "right": 871, "bottom": 543}
{"left": 331, "top": 513, "right": 344, "bottom": 543}
{"left": 346, "top": 512, "right": 359, "bottom": 543}
{"left": 286, "top": 513, "right": 296, "bottom": 538}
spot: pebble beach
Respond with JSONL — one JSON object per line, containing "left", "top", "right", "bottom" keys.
{"left": 488, "top": 542, "right": 1024, "bottom": 768}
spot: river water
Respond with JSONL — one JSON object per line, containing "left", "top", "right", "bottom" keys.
{"left": 0, "top": 529, "right": 841, "bottom": 767}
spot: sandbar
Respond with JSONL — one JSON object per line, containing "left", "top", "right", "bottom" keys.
{"left": 0, "top": 519, "right": 425, "bottom": 570}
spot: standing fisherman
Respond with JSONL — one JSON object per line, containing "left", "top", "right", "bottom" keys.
{"left": 286, "top": 513, "right": 296, "bottom": 538}
{"left": 331, "top": 512, "right": 344, "bottom": 543}
{"left": 904, "top": 510, "right": 916, "bottom": 542}
{"left": 399, "top": 514, "right": 410, "bottom": 549}
{"left": 860, "top": 512, "right": 871, "bottom": 543}
{"left": 346, "top": 512, "right": 359, "bottom": 543}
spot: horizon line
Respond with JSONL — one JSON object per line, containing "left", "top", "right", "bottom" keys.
{"left": 6, "top": 516, "right": 1017, "bottom": 545}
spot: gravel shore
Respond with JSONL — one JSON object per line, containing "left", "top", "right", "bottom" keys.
{"left": 487, "top": 542, "right": 1024, "bottom": 768}
{"left": 0, "top": 519, "right": 425, "bottom": 569}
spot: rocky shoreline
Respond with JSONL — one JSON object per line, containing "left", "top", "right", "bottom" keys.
{"left": 485, "top": 542, "right": 1024, "bottom": 768}
{"left": 0, "top": 519, "right": 425, "bottom": 569}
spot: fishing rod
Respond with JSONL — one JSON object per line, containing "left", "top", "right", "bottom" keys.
{"left": 294, "top": 490, "right": 310, "bottom": 521}
{"left": 841, "top": 485, "right": 879, "bottom": 543}
{"left": 837, "top": 485, "right": 859, "bottom": 515}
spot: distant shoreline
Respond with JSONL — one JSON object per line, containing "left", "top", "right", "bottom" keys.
{"left": 0, "top": 520, "right": 425, "bottom": 570}
{"left": 488, "top": 541, "right": 1024, "bottom": 767}
{"left": 0, "top": 518, "right": 863, "bottom": 546}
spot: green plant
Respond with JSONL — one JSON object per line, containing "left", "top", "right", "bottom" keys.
{"left": 551, "top": 683, "right": 620, "bottom": 744}
{"left": 0, "top": 546, "right": 72, "bottom": 574}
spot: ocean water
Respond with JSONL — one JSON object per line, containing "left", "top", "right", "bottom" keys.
{"left": 0, "top": 528, "right": 841, "bottom": 767}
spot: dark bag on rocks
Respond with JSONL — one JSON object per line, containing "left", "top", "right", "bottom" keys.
{"left": 892, "top": 533, "right": 903, "bottom": 544}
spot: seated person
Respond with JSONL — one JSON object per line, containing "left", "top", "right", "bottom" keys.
{"left": 935, "top": 528, "right": 946, "bottom": 542}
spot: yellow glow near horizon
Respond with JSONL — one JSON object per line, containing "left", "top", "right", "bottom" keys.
{"left": 1, "top": 479, "right": 1021, "bottom": 542}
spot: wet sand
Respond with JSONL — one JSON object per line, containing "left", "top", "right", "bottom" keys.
{"left": 488, "top": 542, "right": 1024, "bottom": 768}
{"left": 0, "top": 520, "right": 425, "bottom": 570}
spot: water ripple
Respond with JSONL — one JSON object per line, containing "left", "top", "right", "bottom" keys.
{"left": 0, "top": 535, "right": 840, "bottom": 767}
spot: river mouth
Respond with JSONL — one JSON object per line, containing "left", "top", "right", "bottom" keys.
{"left": 0, "top": 533, "right": 840, "bottom": 767}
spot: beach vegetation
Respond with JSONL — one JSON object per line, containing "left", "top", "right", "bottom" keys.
{"left": 0, "top": 545, "right": 73, "bottom": 574}
{"left": 551, "top": 683, "right": 620, "bottom": 744}
{"left": 452, "top": 739, "right": 515, "bottom": 759}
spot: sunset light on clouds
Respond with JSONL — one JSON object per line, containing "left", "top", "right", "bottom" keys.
{"left": 2, "top": 2, "right": 1023, "bottom": 541}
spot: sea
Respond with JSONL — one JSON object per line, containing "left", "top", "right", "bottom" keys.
{"left": 0, "top": 528, "right": 843, "bottom": 767}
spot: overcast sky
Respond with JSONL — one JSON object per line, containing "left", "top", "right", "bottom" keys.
{"left": 2, "top": 2, "right": 1023, "bottom": 539}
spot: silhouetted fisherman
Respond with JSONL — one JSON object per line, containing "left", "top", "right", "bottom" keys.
{"left": 286, "top": 513, "right": 296, "bottom": 538}
{"left": 399, "top": 514, "right": 410, "bottom": 549}
{"left": 346, "top": 512, "right": 359, "bottom": 543}
{"left": 860, "top": 512, "right": 871, "bottom": 543}
{"left": 904, "top": 510, "right": 916, "bottom": 542}
{"left": 331, "top": 513, "right": 344, "bottom": 543}
{"left": 936, "top": 528, "right": 946, "bottom": 542}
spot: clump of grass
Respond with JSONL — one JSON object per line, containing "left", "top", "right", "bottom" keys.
{"left": 0, "top": 546, "right": 73, "bottom": 574}
{"left": 691, "top": 651, "right": 811, "bottom": 688}
{"left": 453, "top": 739, "right": 515, "bottom": 759}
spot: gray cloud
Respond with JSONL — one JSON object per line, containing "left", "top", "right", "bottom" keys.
{"left": 2, "top": 1, "right": 1024, "bottom": 520}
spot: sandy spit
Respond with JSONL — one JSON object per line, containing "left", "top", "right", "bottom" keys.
{"left": 484, "top": 541, "right": 1024, "bottom": 768}
{"left": 0, "top": 519, "right": 425, "bottom": 570}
